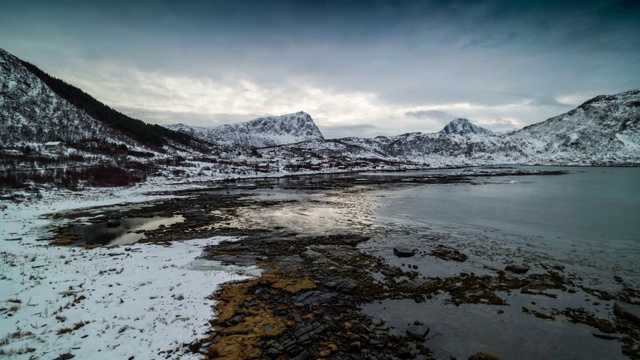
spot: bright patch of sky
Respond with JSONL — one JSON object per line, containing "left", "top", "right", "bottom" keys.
{"left": 1, "top": 0, "right": 639, "bottom": 137}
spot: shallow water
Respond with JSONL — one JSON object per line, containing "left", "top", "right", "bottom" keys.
{"left": 230, "top": 167, "right": 640, "bottom": 359}
{"left": 374, "top": 166, "right": 640, "bottom": 286}
{"left": 359, "top": 166, "right": 640, "bottom": 359}
{"left": 362, "top": 296, "right": 624, "bottom": 360}
{"left": 69, "top": 215, "right": 184, "bottom": 245}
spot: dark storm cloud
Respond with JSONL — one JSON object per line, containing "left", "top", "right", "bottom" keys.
{"left": 1, "top": 0, "right": 639, "bottom": 136}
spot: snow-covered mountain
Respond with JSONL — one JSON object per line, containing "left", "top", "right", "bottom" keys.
{"left": 509, "top": 89, "right": 640, "bottom": 163}
{"left": 270, "top": 90, "right": 640, "bottom": 166}
{"left": 440, "top": 118, "right": 493, "bottom": 135}
{"left": 0, "top": 48, "right": 128, "bottom": 147}
{"left": 0, "top": 48, "right": 199, "bottom": 151}
{"left": 165, "top": 111, "right": 324, "bottom": 149}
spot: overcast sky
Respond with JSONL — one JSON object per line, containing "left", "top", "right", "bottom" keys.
{"left": 1, "top": 0, "right": 639, "bottom": 138}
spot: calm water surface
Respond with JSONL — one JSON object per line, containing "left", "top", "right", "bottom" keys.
{"left": 377, "top": 167, "right": 640, "bottom": 244}
{"left": 364, "top": 166, "right": 640, "bottom": 359}
{"left": 375, "top": 167, "right": 640, "bottom": 280}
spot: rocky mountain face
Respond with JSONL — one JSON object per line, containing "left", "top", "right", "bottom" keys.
{"left": 0, "top": 49, "right": 128, "bottom": 147}
{"left": 1, "top": 48, "right": 198, "bottom": 151}
{"left": 440, "top": 118, "right": 493, "bottom": 135}
{"left": 165, "top": 111, "right": 324, "bottom": 149}
{"left": 0, "top": 48, "right": 215, "bottom": 189}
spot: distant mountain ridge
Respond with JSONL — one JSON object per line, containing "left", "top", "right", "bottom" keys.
{"left": 165, "top": 111, "right": 324, "bottom": 149}
{"left": 267, "top": 89, "right": 640, "bottom": 166}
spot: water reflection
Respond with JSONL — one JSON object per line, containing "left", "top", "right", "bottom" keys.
{"left": 234, "top": 189, "right": 379, "bottom": 235}
{"left": 69, "top": 215, "right": 184, "bottom": 246}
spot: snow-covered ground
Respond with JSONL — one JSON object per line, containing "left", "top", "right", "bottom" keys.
{"left": 0, "top": 186, "right": 259, "bottom": 359}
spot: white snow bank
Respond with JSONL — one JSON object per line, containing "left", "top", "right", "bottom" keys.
{"left": 0, "top": 188, "right": 257, "bottom": 360}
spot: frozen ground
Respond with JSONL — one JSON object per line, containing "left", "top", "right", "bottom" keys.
{"left": 0, "top": 186, "right": 257, "bottom": 359}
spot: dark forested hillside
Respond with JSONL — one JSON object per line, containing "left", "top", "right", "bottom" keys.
{"left": 20, "top": 61, "right": 192, "bottom": 148}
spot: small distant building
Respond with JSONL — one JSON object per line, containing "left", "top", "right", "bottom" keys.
{"left": 44, "top": 141, "right": 65, "bottom": 153}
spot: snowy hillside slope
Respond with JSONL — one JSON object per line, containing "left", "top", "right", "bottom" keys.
{"left": 510, "top": 89, "right": 640, "bottom": 163}
{"left": 0, "top": 49, "right": 130, "bottom": 147}
{"left": 440, "top": 118, "right": 493, "bottom": 135}
{"left": 165, "top": 111, "right": 324, "bottom": 149}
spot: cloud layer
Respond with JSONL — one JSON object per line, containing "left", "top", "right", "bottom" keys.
{"left": 1, "top": 0, "right": 639, "bottom": 137}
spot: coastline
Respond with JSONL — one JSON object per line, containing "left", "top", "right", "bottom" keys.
{"left": 2, "top": 168, "right": 639, "bottom": 359}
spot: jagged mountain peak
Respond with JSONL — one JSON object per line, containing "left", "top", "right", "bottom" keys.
{"left": 439, "top": 118, "right": 493, "bottom": 135}
{"left": 239, "top": 111, "right": 322, "bottom": 137}
{"left": 165, "top": 111, "right": 324, "bottom": 149}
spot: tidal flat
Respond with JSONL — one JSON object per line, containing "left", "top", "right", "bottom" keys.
{"left": 47, "top": 167, "right": 640, "bottom": 359}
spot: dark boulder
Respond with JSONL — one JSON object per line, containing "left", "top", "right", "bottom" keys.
{"left": 393, "top": 246, "right": 416, "bottom": 258}
{"left": 614, "top": 302, "right": 640, "bottom": 325}
{"left": 505, "top": 264, "right": 529, "bottom": 274}
{"left": 469, "top": 352, "right": 500, "bottom": 360}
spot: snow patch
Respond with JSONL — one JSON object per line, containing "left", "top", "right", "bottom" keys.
{"left": 0, "top": 189, "right": 254, "bottom": 360}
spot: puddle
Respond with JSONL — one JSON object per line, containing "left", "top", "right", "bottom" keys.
{"left": 68, "top": 215, "right": 184, "bottom": 246}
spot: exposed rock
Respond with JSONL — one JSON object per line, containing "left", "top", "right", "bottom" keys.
{"left": 406, "top": 321, "right": 430, "bottom": 340}
{"left": 106, "top": 219, "right": 121, "bottom": 228}
{"left": 393, "top": 246, "right": 416, "bottom": 258}
{"left": 505, "top": 264, "right": 529, "bottom": 274}
{"left": 592, "top": 333, "right": 619, "bottom": 340}
{"left": 350, "top": 341, "right": 362, "bottom": 352}
{"left": 469, "top": 352, "right": 500, "bottom": 360}
{"left": 53, "top": 354, "right": 75, "bottom": 360}
{"left": 431, "top": 247, "right": 468, "bottom": 262}
{"left": 613, "top": 302, "right": 640, "bottom": 325}
{"left": 302, "top": 249, "right": 323, "bottom": 260}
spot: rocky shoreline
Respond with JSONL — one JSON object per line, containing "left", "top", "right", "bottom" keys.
{"left": 45, "top": 168, "right": 640, "bottom": 359}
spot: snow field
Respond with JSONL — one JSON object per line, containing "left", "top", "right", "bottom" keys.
{"left": 0, "top": 189, "right": 256, "bottom": 360}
